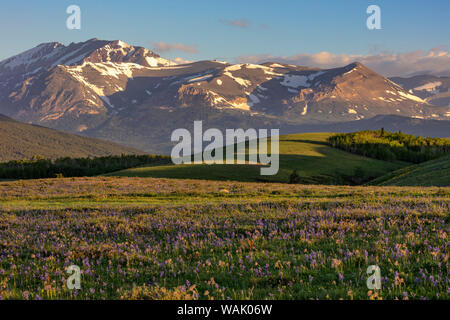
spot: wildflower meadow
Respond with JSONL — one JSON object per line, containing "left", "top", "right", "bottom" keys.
{"left": 0, "top": 177, "right": 448, "bottom": 300}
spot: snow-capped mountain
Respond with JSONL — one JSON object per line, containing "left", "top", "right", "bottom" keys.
{"left": 0, "top": 38, "right": 173, "bottom": 76}
{"left": 389, "top": 75, "right": 450, "bottom": 107}
{"left": 0, "top": 39, "right": 449, "bottom": 153}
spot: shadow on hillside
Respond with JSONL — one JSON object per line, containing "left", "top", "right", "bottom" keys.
{"left": 112, "top": 147, "right": 383, "bottom": 186}
{"left": 281, "top": 139, "right": 329, "bottom": 146}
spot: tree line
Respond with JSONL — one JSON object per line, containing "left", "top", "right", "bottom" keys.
{"left": 327, "top": 129, "right": 450, "bottom": 163}
{"left": 0, "top": 154, "right": 171, "bottom": 179}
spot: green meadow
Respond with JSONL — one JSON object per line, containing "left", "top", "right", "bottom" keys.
{"left": 0, "top": 131, "right": 448, "bottom": 300}
{"left": 106, "top": 133, "right": 406, "bottom": 184}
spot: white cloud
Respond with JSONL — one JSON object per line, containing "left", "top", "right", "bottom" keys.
{"left": 235, "top": 48, "right": 450, "bottom": 77}
{"left": 173, "top": 57, "right": 193, "bottom": 65}
{"left": 152, "top": 41, "right": 198, "bottom": 54}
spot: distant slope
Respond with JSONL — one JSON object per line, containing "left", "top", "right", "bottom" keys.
{"left": 390, "top": 75, "right": 450, "bottom": 107}
{"left": 0, "top": 114, "right": 142, "bottom": 161}
{"left": 105, "top": 133, "right": 407, "bottom": 184}
{"left": 368, "top": 155, "right": 450, "bottom": 187}
{"left": 282, "top": 115, "right": 450, "bottom": 138}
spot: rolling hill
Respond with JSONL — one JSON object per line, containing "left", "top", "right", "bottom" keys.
{"left": 0, "top": 114, "right": 142, "bottom": 161}
{"left": 105, "top": 132, "right": 407, "bottom": 184}
{"left": 368, "top": 155, "right": 450, "bottom": 186}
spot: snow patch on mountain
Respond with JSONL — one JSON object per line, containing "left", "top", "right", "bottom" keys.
{"left": 100, "top": 96, "right": 115, "bottom": 108}
{"left": 247, "top": 94, "right": 260, "bottom": 106}
{"left": 280, "top": 71, "right": 326, "bottom": 88}
{"left": 1, "top": 42, "right": 64, "bottom": 69}
{"left": 225, "top": 64, "right": 243, "bottom": 72}
{"left": 301, "top": 103, "right": 308, "bottom": 115}
{"left": 257, "top": 85, "right": 268, "bottom": 91}
{"left": 51, "top": 42, "right": 91, "bottom": 67}
{"left": 414, "top": 82, "right": 442, "bottom": 92}
{"left": 398, "top": 91, "right": 426, "bottom": 103}
{"left": 146, "top": 56, "right": 174, "bottom": 67}
{"left": 92, "top": 62, "right": 145, "bottom": 78}
{"left": 308, "top": 71, "right": 326, "bottom": 80}
{"left": 223, "top": 70, "right": 252, "bottom": 87}
{"left": 280, "top": 75, "right": 309, "bottom": 88}
{"left": 187, "top": 74, "right": 213, "bottom": 83}
{"left": 207, "top": 91, "right": 252, "bottom": 111}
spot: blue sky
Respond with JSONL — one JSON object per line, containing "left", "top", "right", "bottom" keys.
{"left": 0, "top": 0, "right": 449, "bottom": 75}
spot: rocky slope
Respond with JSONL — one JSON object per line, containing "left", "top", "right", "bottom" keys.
{"left": 390, "top": 75, "right": 450, "bottom": 107}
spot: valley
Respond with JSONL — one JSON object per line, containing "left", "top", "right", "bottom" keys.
{"left": 106, "top": 132, "right": 407, "bottom": 185}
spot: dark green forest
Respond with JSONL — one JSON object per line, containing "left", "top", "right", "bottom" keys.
{"left": 0, "top": 154, "right": 171, "bottom": 179}
{"left": 327, "top": 130, "right": 450, "bottom": 163}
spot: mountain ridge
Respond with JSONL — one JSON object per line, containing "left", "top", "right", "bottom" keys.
{"left": 0, "top": 39, "right": 449, "bottom": 153}
{"left": 389, "top": 74, "right": 450, "bottom": 107}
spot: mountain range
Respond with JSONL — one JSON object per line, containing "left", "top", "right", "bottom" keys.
{"left": 0, "top": 39, "right": 449, "bottom": 154}
{"left": 389, "top": 75, "right": 450, "bottom": 108}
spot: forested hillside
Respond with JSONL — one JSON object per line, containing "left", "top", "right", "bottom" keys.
{"left": 0, "top": 155, "right": 170, "bottom": 179}
{"left": 328, "top": 130, "right": 450, "bottom": 163}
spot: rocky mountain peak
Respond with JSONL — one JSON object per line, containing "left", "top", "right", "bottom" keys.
{"left": 0, "top": 39, "right": 175, "bottom": 80}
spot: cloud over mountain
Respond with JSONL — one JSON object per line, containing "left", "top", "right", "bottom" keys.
{"left": 151, "top": 41, "right": 198, "bottom": 54}
{"left": 173, "top": 57, "right": 194, "bottom": 64}
{"left": 235, "top": 48, "right": 450, "bottom": 77}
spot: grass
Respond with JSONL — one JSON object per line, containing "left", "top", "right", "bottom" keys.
{"left": 0, "top": 176, "right": 448, "bottom": 300}
{"left": 369, "top": 155, "right": 450, "bottom": 186}
{"left": 105, "top": 133, "right": 407, "bottom": 184}
{"left": 0, "top": 114, "right": 141, "bottom": 161}
{"left": 0, "top": 131, "right": 446, "bottom": 300}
